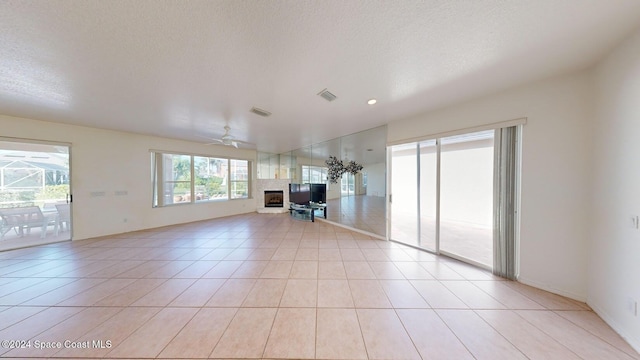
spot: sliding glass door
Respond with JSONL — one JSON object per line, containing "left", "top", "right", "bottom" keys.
{"left": 341, "top": 173, "right": 355, "bottom": 196}
{"left": 419, "top": 140, "right": 437, "bottom": 251}
{"left": 390, "top": 143, "right": 418, "bottom": 247}
{"left": 389, "top": 130, "right": 497, "bottom": 268}
{"left": 439, "top": 131, "right": 494, "bottom": 267}
{"left": 0, "top": 139, "right": 72, "bottom": 251}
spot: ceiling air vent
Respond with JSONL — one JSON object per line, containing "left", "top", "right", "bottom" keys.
{"left": 317, "top": 88, "right": 337, "bottom": 102}
{"left": 250, "top": 107, "right": 272, "bottom": 117}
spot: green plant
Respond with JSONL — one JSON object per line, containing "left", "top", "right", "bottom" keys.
{"left": 0, "top": 191, "right": 36, "bottom": 208}
{"left": 36, "top": 185, "right": 70, "bottom": 201}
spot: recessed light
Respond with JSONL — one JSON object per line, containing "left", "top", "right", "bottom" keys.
{"left": 367, "top": 99, "right": 377, "bottom": 105}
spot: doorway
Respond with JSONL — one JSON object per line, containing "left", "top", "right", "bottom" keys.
{"left": 0, "top": 139, "right": 72, "bottom": 251}
{"left": 341, "top": 173, "right": 355, "bottom": 196}
{"left": 389, "top": 130, "right": 497, "bottom": 268}
{"left": 439, "top": 131, "right": 494, "bottom": 267}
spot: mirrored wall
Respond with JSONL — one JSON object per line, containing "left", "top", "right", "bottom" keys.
{"left": 257, "top": 125, "right": 387, "bottom": 236}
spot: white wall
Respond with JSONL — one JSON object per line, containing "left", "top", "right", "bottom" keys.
{"left": 388, "top": 70, "right": 594, "bottom": 301}
{"left": 590, "top": 28, "right": 640, "bottom": 351}
{"left": 0, "top": 114, "right": 257, "bottom": 240}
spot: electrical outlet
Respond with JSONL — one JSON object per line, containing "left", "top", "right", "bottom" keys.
{"left": 630, "top": 215, "right": 639, "bottom": 229}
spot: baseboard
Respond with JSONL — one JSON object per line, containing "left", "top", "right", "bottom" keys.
{"left": 589, "top": 302, "right": 640, "bottom": 355}
{"left": 256, "top": 207, "right": 289, "bottom": 214}
{"left": 520, "top": 277, "right": 640, "bottom": 354}
{"left": 316, "top": 218, "right": 386, "bottom": 240}
{"left": 517, "top": 276, "right": 587, "bottom": 302}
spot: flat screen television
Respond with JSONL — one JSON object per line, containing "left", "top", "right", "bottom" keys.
{"left": 289, "top": 183, "right": 326, "bottom": 205}
{"left": 310, "top": 183, "right": 326, "bottom": 203}
{"left": 289, "top": 183, "right": 310, "bottom": 205}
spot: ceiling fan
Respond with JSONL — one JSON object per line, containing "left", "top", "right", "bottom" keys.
{"left": 202, "top": 126, "right": 251, "bottom": 148}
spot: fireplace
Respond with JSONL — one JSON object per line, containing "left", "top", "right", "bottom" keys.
{"left": 264, "top": 190, "right": 284, "bottom": 207}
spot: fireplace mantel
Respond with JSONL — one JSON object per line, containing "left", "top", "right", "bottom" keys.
{"left": 256, "top": 179, "right": 290, "bottom": 214}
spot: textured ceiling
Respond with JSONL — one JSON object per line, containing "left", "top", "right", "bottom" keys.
{"left": 1, "top": 0, "right": 639, "bottom": 153}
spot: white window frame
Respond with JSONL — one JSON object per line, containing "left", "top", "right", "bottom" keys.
{"left": 152, "top": 151, "right": 252, "bottom": 207}
{"left": 229, "top": 159, "right": 250, "bottom": 200}
{"left": 301, "top": 165, "right": 328, "bottom": 185}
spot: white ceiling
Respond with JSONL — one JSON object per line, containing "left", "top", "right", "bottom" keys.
{"left": 1, "top": 1, "right": 639, "bottom": 154}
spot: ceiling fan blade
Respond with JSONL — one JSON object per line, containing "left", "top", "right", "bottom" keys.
{"left": 195, "top": 134, "right": 216, "bottom": 140}
{"left": 202, "top": 139, "right": 223, "bottom": 145}
{"left": 194, "top": 126, "right": 253, "bottom": 147}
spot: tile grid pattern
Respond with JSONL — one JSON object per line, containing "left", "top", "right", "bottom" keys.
{"left": 0, "top": 213, "right": 637, "bottom": 359}
{"left": 325, "top": 195, "right": 386, "bottom": 236}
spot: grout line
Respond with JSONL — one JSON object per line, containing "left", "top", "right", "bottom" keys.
{"left": 0, "top": 213, "right": 635, "bottom": 358}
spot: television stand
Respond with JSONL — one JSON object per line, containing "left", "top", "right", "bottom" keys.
{"left": 289, "top": 202, "right": 327, "bottom": 222}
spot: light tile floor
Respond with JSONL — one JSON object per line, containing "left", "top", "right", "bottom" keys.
{"left": 0, "top": 225, "right": 71, "bottom": 252}
{"left": 0, "top": 213, "right": 637, "bottom": 359}
{"left": 326, "top": 195, "right": 386, "bottom": 236}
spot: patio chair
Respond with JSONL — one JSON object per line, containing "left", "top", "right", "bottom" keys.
{"left": 0, "top": 206, "right": 57, "bottom": 239}
{"left": 55, "top": 204, "right": 71, "bottom": 236}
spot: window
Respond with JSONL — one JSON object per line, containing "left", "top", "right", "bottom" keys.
{"left": 156, "top": 154, "right": 191, "bottom": 205}
{"left": 301, "top": 165, "right": 328, "bottom": 184}
{"left": 194, "top": 156, "right": 228, "bottom": 201}
{"left": 230, "top": 159, "right": 249, "bottom": 199}
{"left": 152, "top": 152, "right": 251, "bottom": 207}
